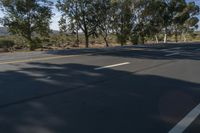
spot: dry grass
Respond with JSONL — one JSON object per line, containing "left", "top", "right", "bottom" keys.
{"left": 0, "top": 32, "right": 199, "bottom": 53}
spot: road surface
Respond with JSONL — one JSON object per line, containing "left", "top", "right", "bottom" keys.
{"left": 0, "top": 43, "right": 200, "bottom": 133}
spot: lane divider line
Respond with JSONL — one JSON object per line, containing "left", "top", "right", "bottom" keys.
{"left": 165, "top": 52, "right": 180, "bottom": 57}
{"left": 171, "top": 47, "right": 181, "bottom": 50}
{"left": 0, "top": 55, "right": 81, "bottom": 65}
{"left": 0, "top": 49, "right": 132, "bottom": 65}
{"left": 94, "top": 62, "right": 130, "bottom": 70}
{"left": 169, "top": 103, "right": 200, "bottom": 133}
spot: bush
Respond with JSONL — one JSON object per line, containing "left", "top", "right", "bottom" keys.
{"left": 130, "top": 34, "right": 139, "bottom": 45}
{"left": 138, "top": 35, "right": 145, "bottom": 44}
{"left": 0, "top": 39, "right": 15, "bottom": 51}
{"left": 116, "top": 34, "right": 128, "bottom": 46}
{"left": 29, "top": 37, "right": 43, "bottom": 51}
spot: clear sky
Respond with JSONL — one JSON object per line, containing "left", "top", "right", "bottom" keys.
{"left": 51, "top": 1, "right": 61, "bottom": 31}
{"left": 0, "top": 0, "right": 200, "bottom": 30}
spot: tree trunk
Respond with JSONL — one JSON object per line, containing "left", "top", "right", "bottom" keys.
{"left": 103, "top": 37, "right": 109, "bottom": 47}
{"left": 182, "top": 33, "right": 187, "bottom": 42}
{"left": 155, "top": 35, "right": 159, "bottom": 44}
{"left": 164, "top": 28, "right": 167, "bottom": 43}
{"left": 85, "top": 33, "right": 89, "bottom": 48}
{"left": 139, "top": 35, "right": 144, "bottom": 44}
{"left": 103, "top": 34, "right": 109, "bottom": 47}
{"left": 76, "top": 29, "right": 79, "bottom": 47}
{"left": 164, "top": 34, "right": 167, "bottom": 43}
{"left": 175, "top": 29, "right": 178, "bottom": 43}
{"left": 27, "top": 33, "right": 35, "bottom": 51}
{"left": 121, "top": 40, "right": 124, "bottom": 46}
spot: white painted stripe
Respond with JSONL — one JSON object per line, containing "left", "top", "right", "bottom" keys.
{"left": 165, "top": 52, "right": 180, "bottom": 57}
{"left": 94, "top": 62, "right": 130, "bottom": 70}
{"left": 0, "top": 55, "right": 81, "bottom": 65}
{"left": 161, "top": 49, "right": 170, "bottom": 52}
{"left": 171, "top": 47, "right": 181, "bottom": 50}
{"left": 169, "top": 103, "right": 200, "bottom": 133}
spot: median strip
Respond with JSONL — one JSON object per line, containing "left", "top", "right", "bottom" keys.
{"left": 94, "top": 62, "right": 130, "bottom": 70}
{"left": 169, "top": 103, "right": 200, "bottom": 133}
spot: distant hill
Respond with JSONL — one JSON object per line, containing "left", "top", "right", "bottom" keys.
{"left": 51, "top": 30, "right": 60, "bottom": 34}
{"left": 0, "top": 27, "right": 9, "bottom": 36}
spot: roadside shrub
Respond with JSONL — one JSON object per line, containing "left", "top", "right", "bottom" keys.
{"left": 130, "top": 34, "right": 139, "bottom": 45}
{"left": 29, "top": 37, "right": 42, "bottom": 51}
{"left": 116, "top": 34, "right": 128, "bottom": 46}
{"left": 138, "top": 35, "right": 145, "bottom": 44}
{"left": 0, "top": 39, "right": 15, "bottom": 51}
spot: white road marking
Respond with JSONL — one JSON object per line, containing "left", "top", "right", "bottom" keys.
{"left": 161, "top": 49, "right": 170, "bottom": 52}
{"left": 169, "top": 103, "right": 200, "bottom": 133}
{"left": 161, "top": 47, "right": 181, "bottom": 52}
{"left": 0, "top": 55, "right": 81, "bottom": 65}
{"left": 171, "top": 47, "right": 181, "bottom": 50}
{"left": 165, "top": 52, "right": 180, "bottom": 57}
{"left": 94, "top": 62, "right": 130, "bottom": 70}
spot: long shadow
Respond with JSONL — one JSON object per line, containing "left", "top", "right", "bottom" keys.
{"left": 91, "top": 43, "right": 200, "bottom": 60}
{"left": 0, "top": 62, "right": 200, "bottom": 133}
{"left": 45, "top": 43, "right": 200, "bottom": 61}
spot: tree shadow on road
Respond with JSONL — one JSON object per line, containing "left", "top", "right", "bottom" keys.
{"left": 45, "top": 44, "right": 200, "bottom": 61}
{"left": 0, "top": 62, "right": 200, "bottom": 133}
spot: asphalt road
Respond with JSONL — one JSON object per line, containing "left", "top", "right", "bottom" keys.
{"left": 0, "top": 43, "right": 200, "bottom": 133}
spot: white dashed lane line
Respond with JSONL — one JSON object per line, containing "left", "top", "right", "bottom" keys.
{"left": 165, "top": 52, "right": 180, "bottom": 57}
{"left": 94, "top": 62, "right": 130, "bottom": 70}
{"left": 170, "top": 47, "right": 182, "bottom": 50}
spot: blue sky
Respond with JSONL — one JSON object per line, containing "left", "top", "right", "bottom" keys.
{"left": 0, "top": 0, "right": 200, "bottom": 30}
{"left": 51, "top": 1, "right": 61, "bottom": 31}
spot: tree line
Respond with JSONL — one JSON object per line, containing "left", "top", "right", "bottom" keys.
{"left": 0, "top": 0, "right": 199, "bottom": 50}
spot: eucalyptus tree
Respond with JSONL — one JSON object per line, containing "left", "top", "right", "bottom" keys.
{"left": 167, "top": 0, "right": 188, "bottom": 42}
{"left": 57, "top": 0, "right": 80, "bottom": 46}
{"left": 142, "top": 0, "right": 167, "bottom": 43}
{"left": 0, "top": 0, "right": 53, "bottom": 50}
{"left": 129, "top": 0, "right": 164, "bottom": 44}
{"left": 181, "top": 1, "right": 199, "bottom": 42}
{"left": 57, "top": 0, "right": 100, "bottom": 48}
{"left": 163, "top": 0, "right": 199, "bottom": 42}
{"left": 95, "top": 0, "right": 112, "bottom": 47}
{"left": 111, "top": 0, "right": 133, "bottom": 46}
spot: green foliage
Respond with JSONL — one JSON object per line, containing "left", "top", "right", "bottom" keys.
{"left": 0, "top": 39, "right": 15, "bottom": 51}
{"left": 0, "top": 0, "right": 53, "bottom": 50}
{"left": 0, "top": 0, "right": 199, "bottom": 52}
{"left": 130, "top": 34, "right": 139, "bottom": 45}
{"left": 112, "top": 0, "right": 133, "bottom": 46}
{"left": 57, "top": 0, "right": 102, "bottom": 48}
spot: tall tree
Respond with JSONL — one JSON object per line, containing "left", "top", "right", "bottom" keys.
{"left": 161, "top": 0, "right": 199, "bottom": 43}
{"left": 142, "top": 0, "right": 167, "bottom": 43}
{"left": 95, "top": 0, "right": 112, "bottom": 47}
{"left": 57, "top": 0, "right": 99, "bottom": 48}
{"left": 131, "top": 0, "right": 152, "bottom": 44}
{"left": 181, "top": 1, "right": 200, "bottom": 42}
{"left": 0, "top": 0, "right": 53, "bottom": 50}
{"left": 58, "top": 0, "right": 80, "bottom": 46}
{"left": 111, "top": 0, "right": 133, "bottom": 46}
{"left": 168, "top": 0, "right": 188, "bottom": 42}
